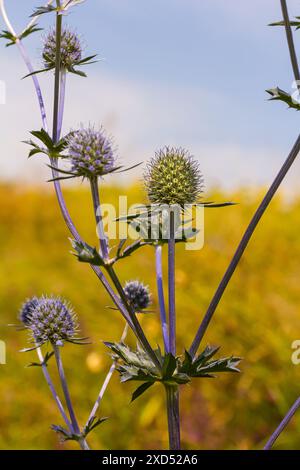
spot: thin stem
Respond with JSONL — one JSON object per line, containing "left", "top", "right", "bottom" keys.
{"left": 264, "top": 396, "right": 300, "bottom": 450}
{"left": 90, "top": 177, "right": 109, "bottom": 261}
{"left": 21, "top": 0, "right": 54, "bottom": 36}
{"left": 53, "top": 345, "right": 90, "bottom": 450}
{"left": 0, "top": 1, "right": 48, "bottom": 131}
{"left": 168, "top": 211, "right": 176, "bottom": 356}
{"left": 189, "top": 1, "right": 300, "bottom": 358}
{"left": 106, "top": 265, "right": 162, "bottom": 371}
{"left": 52, "top": 9, "right": 62, "bottom": 144}
{"left": 165, "top": 385, "right": 181, "bottom": 450}
{"left": 280, "top": 0, "right": 300, "bottom": 84}
{"left": 36, "top": 346, "right": 72, "bottom": 430}
{"left": 189, "top": 134, "right": 300, "bottom": 357}
{"left": 85, "top": 323, "right": 128, "bottom": 427}
{"left": 57, "top": 69, "right": 66, "bottom": 140}
{"left": 53, "top": 346, "right": 80, "bottom": 433}
{"left": 155, "top": 244, "right": 169, "bottom": 353}
{"left": 0, "top": 0, "right": 143, "bottom": 347}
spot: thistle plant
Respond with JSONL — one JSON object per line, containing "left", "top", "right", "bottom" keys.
{"left": 1, "top": 0, "right": 300, "bottom": 451}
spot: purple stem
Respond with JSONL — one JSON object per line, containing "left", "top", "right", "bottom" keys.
{"left": 57, "top": 69, "right": 66, "bottom": 140}
{"left": 90, "top": 177, "right": 109, "bottom": 261}
{"left": 36, "top": 346, "right": 72, "bottom": 430}
{"left": 155, "top": 244, "right": 169, "bottom": 352}
{"left": 16, "top": 40, "right": 48, "bottom": 132}
{"left": 53, "top": 345, "right": 90, "bottom": 450}
{"left": 168, "top": 211, "right": 176, "bottom": 356}
{"left": 6, "top": 1, "right": 159, "bottom": 366}
{"left": 189, "top": 0, "right": 300, "bottom": 359}
{"left": 189, "top": 134, "right": 300, "bottom": 358}
{"left": 85, "top": 323, "right": 128, "bottom": 427}
{"left": 264, "top": 396, "right": 300, "bottom": 449}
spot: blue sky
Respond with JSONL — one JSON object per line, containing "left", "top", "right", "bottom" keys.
{"left": 0, "top": 0, "right": 300, "bottom": 191}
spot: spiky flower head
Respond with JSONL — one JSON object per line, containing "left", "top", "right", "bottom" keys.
{"left": 124, "top": 281, "right": 151, "bottom": 312}
{"left": 43, "top": 27, "right": 82, "bottom": 69}
{"left": 66, "top": 126, "right": 116, "bottom": 178}
{"left": 19, "top": 297, "right": 39, "bottom": 326}
{"left": 144, "top": 147, "right": 203, "bottom": 207}
{"left": 26, "top": 296, "right": 78, "bottom": 346}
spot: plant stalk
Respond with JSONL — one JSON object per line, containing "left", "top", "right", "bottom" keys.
{"left": 155, "top": 244, "right": 169, "bottom": 352}
{"left": 36, "top": 346, "right": 72, "bottom": 430}
{"left": 90, "top": 177, "right": 109, "bottom": 261}
{"left": 106, "top": 265, "right": 162, "bottom": 371}
{"left": 264, "top": 396, "right": 300, "bottom": 449}
{"left": 168, "top": 210, "right": 176, "bottom": 356}
{"left": 85, "top": 323, "right": 128, "bottom": 427}
{"left": 165, "top": 385, "right": 181, "bottom": 450}
{"left": 189, "top": 133, "right": 300, "bottom": 358}
{"left": 53, "top": 345, "right": 90, "bottom": 450}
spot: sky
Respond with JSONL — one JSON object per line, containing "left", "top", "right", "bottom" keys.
{"left": 0, "top": 0, "right": 300, "bottom": 191}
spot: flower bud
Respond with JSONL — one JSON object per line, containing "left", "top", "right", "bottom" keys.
{"left": 144, "top": 147, "right": 203, "bottom": 207}
{"left": 124, "top": 281, "right": 151, "bottom": 312}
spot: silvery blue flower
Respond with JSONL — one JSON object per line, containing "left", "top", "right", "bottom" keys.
{"left": 19, "top": 297, "right": 39, "bottom": 326}
{"left": 26, "top": 296, "right": 79, "bottom": 346}
{"left": 66, "top": 126, "right": 116, "bottom": 178}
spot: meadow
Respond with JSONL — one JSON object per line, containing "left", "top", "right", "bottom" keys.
{"left": 0, "top": 182, "right": 300, "bottom": 450}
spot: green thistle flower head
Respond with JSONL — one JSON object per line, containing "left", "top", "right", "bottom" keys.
{"left": 144, "top": 147, "right": 203, "bottom": 207}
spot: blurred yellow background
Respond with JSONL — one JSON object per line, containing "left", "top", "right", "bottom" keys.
{"left": 0, "top": 183, "right": 300, "bottom": 450}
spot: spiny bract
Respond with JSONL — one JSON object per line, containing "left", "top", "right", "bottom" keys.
{"left": 124, "top": 280, "right": 151, "bottom": 312}
{"left": 43, "top": 27, "right": 82, "bottom": 69}
{"left": 19, "top": 297, "right": 39, "bottom": 326}
{"left": 66, "top": 126, "right": 116, "bottom": 178}
{"left": 144, "top": 147, "right": 203, "bottom": 207}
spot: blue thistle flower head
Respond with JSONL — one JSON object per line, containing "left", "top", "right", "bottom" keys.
{"left": 124, "top": 281, "right": 151, "bottom": 312}
{"left": 19, "top": 297, "right": 39, "bottom": 326}
{"left": 43, "top": 27, "right": 82, "bottom": 69}
{"left": 144, "top": 147, "right": 204, "bottom": 207}
{"left": 26, "top": 296, "right": 79, "bottom": 346}
{"left": 66, "top": 125, "right": 116, "bottom": 178}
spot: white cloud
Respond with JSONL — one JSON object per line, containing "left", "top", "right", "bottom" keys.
{"left": 0, "top": 55, "right": 299, "bottom": 194}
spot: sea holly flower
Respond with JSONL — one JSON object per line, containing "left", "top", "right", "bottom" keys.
{"left": 124, "top": 281, "right": 151, "bottom": 312}
{"left": 43, "top": 27, "right": 82, "bottom": 70}
{"left": 19, "top": 297, "right": 39, "bottom": 326}
{"left": 66, "top": 126, "right": 116, "bottom": 178}
{"left": 144, "top": 147, "right": 204, "bottom": 208}
{"left": 24, "top": 27, "right": 97, "bottom": 78}
{"left": 20, "top": 295, "right": 88, "bottom": 348}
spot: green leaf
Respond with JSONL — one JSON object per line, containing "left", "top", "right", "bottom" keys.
{"left": 20, "top": 25, "right": 43, "bottom": 40}
{"left": 27, "top": 351, "right": 54, "bottom": 367}
{"left": 269, "top": 19, "right": 300, "bottom": 30}
{"left": 0, "top": 30, "right": 17, "bottom": 47}
{"left": 70, "top": 239, "right": 104, "bottom": 265}
{"left": 131, "top": 382, "right": 154, "bottom": 402}
{"left": 30, "top": 5, "right": 57, "bottom": 17}
{"left": 162, "top": 353, "right": 177, "bottom": 380}
{"left": 83, "top": 416, "right": 108, "bottom": 437}
{"left": 266, "top": 87, "right": 300, "bottom": 111}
